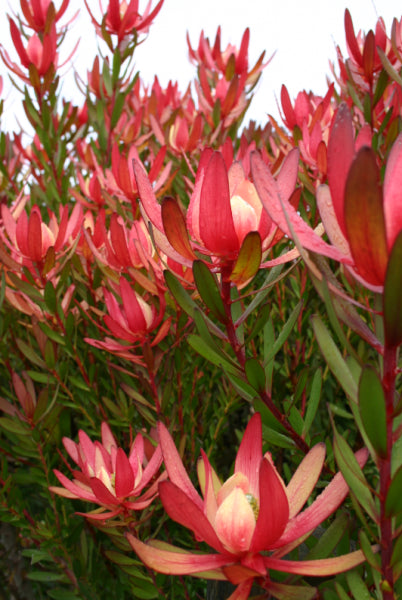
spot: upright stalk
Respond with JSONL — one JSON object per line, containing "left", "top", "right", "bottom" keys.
{"left": 380, "top": 343, "right": 397, "bottom": 599}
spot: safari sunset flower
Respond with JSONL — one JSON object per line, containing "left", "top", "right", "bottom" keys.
{"left": 133, "top": 147, "right": 299, "bottom": 284}
{"left": 128, "top": 413, "right": 370, "bottom": 599}
{"left": 252, "top": 103, "right": 402, "bottom": 292}
{"left": 50, "top": 422, "right": 164, "bottom": 520}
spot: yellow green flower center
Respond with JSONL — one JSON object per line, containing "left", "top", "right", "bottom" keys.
{"left": 245, "top": 493, "right": 259, "bottom": 520}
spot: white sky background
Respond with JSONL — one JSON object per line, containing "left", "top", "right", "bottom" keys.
{"left": 0, "top": 0, "right": 402, "bottom": 133}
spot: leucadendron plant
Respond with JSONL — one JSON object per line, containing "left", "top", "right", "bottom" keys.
{"left": 0, "top": 2, "right": 401, "bottom": 599}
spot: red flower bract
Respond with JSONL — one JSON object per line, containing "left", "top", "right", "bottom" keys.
{"left": 128, "top": 413, "right": 370, "bottom": 599}
{"left": 50, "top": 422, "right": 165, "bottom": 520}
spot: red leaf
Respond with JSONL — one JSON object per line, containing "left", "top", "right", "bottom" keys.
{"left": 161, "top": 197, "right": 196, "bottom": 261}
{"left": 344, "top": 146, "right": 388, "bottom": 287}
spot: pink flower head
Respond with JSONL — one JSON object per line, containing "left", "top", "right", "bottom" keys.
{"left": 1, "top": 18, "right": 58, "bottom": 81}
{"left": 187, "top": 27, "right": 267, "bottom": 88}
{"left": 20, "top": 0, "right": 70, "bottom": 32}
{"left": 133, "top": 147, "right": 299, "bottom": 284}
{"left": 84, "top": 0, "right": 164, "bottom": 46}
{"left": 251, "top": 103, "right": 402, "bottom": 291}
{"left": 128, "top": 413, "right": 369, "bottom": 598}
{"left": 84, "top": 276, "right": 170, "bottom": 362}
{"left": 50, "top": 422, "right": 164, "bottom": 520}
{"left": 315, "top": 103, "right": 402, "bottom": 291}
{"left": 0, "top": 202, "right": 83, "bottom": 281}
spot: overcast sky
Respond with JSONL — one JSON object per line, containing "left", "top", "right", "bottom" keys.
{"left": 0, "top": 0, "right": 401, "bottom": 131}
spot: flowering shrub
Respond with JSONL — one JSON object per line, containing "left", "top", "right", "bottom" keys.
{"left": 0, "top": 2, "right": 401, "bottom": 600}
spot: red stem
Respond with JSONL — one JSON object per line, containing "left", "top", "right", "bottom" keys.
{"left": 220, "top": 277, "right": 310, "bottom": 455}
{"left": 380, "top": 343, "right": 397, "bottom": 598}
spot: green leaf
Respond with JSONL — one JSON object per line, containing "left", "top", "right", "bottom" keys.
{"left": 261, "top": 424, "right": 295, "bottom": 449}
{"left": 105, "top": 550, "right": 139, "bottom": 566}
{"left": 128, "top": 584, "right": 158, "bottom": 599}
{"left": 193, "top": 260, "right": 226, "bottom": 322}
{"left": 266, "top": 580, "right": 316, "bottom": 600}
{"left": 47, "top": 589, "right": 81, "bottom": 600}
{"left": 21, "top": 549, "right": 55, "bottom": 565}
{"left": 187, "top": 335, "right": 241, "bottom": 377}
{"left": 302, "top": 369, "right": 322, "bottom": 436}
{"left": 245, "top": 358, "right": 266, "bottom": 394}
{"left": 345, "top": 570, "right": 372, "bottom": 600}
{"left": 359, "top": 530, "right": 380, "bottom": 570}
{"left": 385, "top": 465, "right": 402, "bottom": 517}
{"left": 384, "top": 229, "right": 402, "bottom": 347}
{"left": 312, "top": 315, "right": 358, "bottom": 403}
{"left": 38, "top": 322, "right": 66, "bottom": 346}
{"left": 16, "top": 338, "right": 46, "bottom": 368}
{"left": 0, "top": 417, "right": 30, "bottom": 436}
{"left": 27, "top": 571, "right": 64, "bottom": 582}
{"left": 335, "top": 583, "right": 351, "bottom": 600}
{"left": 391, "top": 529, "right": 402, "bottom": 572}
{"left": 304, "top": 512, "right": 350, "bottom": 560}
{"left": 164, "top": 269, "right": 197, "bottom": 317}
{"left": 377, "top": 46, "right": 402, "bottom": 87}
{"left": 332, "top": 421, "right": 378, "bottom": 522}
{"left": 112, "top": 47, "right": 121, "bottom": 83}
{"left": 44, "top": 280, "right": 57, "bottom": 314}
{"left": 226, "top": 372, "right": 256, "bottom": 402}
{"left": 263, "top": 301, "right": 302, "bottom": 367}
{"left": 359, "top": 367, "right": 387, "bottom": 458}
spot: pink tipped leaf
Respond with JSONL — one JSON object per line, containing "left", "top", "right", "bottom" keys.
{"left": 251, "top": 151, "right": 347, "bottom": 262}
{"left": 327, "top": 103, "right": 355, "bottom": 236}
{"left": 127, "top": 534, "right": 229, "bottom": 575}
{"left": 264, "top": 547, "right": 371, "bottom": 576}
{"left": 384, "top": 133, "right": 402, "bottom": 251}
{"left": 132, "top": 159, "right": 163, "bottom": 231}
{"left": 157, "top": 422, "right": 203, "bottom": 509}
{"left": 286, "top": 443, "right": 326, "bottom": 519}
{"left": 274, "top": 447, "right": 369, "bottom": 548}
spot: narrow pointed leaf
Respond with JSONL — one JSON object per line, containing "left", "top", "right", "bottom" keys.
{"left": 245, "top": 358, "right": 266, "bottom": 394}
{"left": 384, "top": 230, "right": 402, "bottom": 347}
{"left": 359, "top": 367, "right": 387, "bottom": 458}
{"left": 264, "top": 548, "right": 370, "bottom": 576}
{"left": 161, "top": 197, "right": 196, "bottom": 261}
{"left": 164, "top": 270, "right": 197, "bottom": 318}
{"left": 304, "top": 512, "right": 351, "bottom": 561}
{"left": 263, "top": 301, "right": 303, "bottom": 367}
{"left": 188, "top": 334, "right": 242, "bottom": 377}
{"left": 193, "top": 260, "right": 226, "bottom": 322}
{"left": 345, "top": 570, "right": 372, "bottom": 600}
{"left": 44, "top": 281, "right": 57, "bottom": 314}
{"left": 265, "top": 581, "right": 316, "bottom": 600}
{"left": 312, "top": 315, "right": 358, "bottom": 403}
{"left": 229, "top": 231, "right": 262, "bottom": 285}
{"left": 385, "top": 465, "right": 402, "bottom": 517}
{"left": 332, "top": 423, "right": 377, "bottom": 522}
{"left": 127, "top": 534, "right": 228, "bottom": 575}
{"left": 302, "top": 369, "right": 322, "bottom": 437}
{"left": 344, "top": 146, "right": 388, "bottom": 287}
